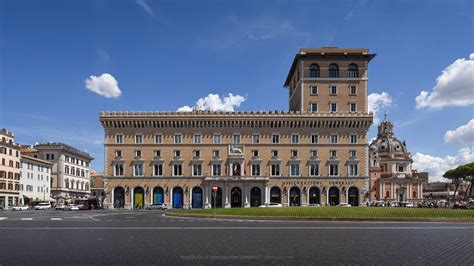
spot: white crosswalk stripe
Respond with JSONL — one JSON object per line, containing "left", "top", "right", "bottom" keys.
{"left": 0, "top": 217, "right": 7, "bottom": 220}
{"left": 21, "top": 218, "right": 33, "bottom": 220}
{"left": 51, "top": 218, "right": 62, "bottom": 221}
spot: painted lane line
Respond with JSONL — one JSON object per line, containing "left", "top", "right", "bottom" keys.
{"left": 0, "top": 226, "right": 473, "bottom": 230}
{"left": 0, "top": 217, "right": 7, "bottom": 221}
{"left": 21, "top": 218, "right": 33, "bottom": 221}
{"left": 89, "top": 216, "right": 101, "bottom": 221}
{"left": 51, "top": 218, "right": 62, "bottom": 221}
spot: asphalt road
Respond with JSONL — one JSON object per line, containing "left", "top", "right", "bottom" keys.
{"left": 0, "top": 210, "right": 473, "bottom": 265}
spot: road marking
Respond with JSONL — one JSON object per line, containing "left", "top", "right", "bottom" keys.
{"left": 89, "top": 216, "right": 101, "bottom": 221}
{"left": 0, "top": 226, "right": 473, "bottom": 230}
{"left": 51, "top": 218, "right": 62, "bottom": 221}
{"left": 0, "top": 217, "right": 7, "bottom": 220}
{"left": 21, "top": 218, "right": 33, "bottom": 221}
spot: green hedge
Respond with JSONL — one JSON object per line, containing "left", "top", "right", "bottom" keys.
{"left": 171, "top": 207, "right": 474, "bottom": 219}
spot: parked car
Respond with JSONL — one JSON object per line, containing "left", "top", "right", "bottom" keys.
{"left": 12, "top": 205, "right": 29, "bottom": 211}
{"left": 258, "top": 203, "right": 283, "bottom": 208}
{"left": 308, "top": 203, "right": 321, "bottom": 207}
{"left": 63, "top": 204, "right": 79, "bottom": 211}
{"left": 338, "top": 203, "right": 352, "bottom": 207}
{"left": 55, "top": 204, "right": 66, "bottom": 210}
{"left": 146, "top": 204, "right": 166, "bottom": 210}
{"left": 34, "top": 203, "right": 51, "bottom": 210}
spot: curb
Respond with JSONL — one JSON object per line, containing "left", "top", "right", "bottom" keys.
{"left": 166, "top": 213, "right": 474, "bottom": 223}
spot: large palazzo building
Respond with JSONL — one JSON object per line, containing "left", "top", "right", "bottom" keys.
{"left": 100, "top": 47, "right": 375, "bottom": 209}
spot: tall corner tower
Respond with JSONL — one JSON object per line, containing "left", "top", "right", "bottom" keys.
{"left": 283, "top": 46, "right": 376, "bottom": 114}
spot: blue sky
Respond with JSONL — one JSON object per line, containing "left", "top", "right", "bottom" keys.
{"left": 1, "top": 0, "right": 473, "bottom": 181}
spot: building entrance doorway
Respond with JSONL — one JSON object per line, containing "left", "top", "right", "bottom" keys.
{"left": 231, "top": 187, "right": 242, "bottom": 208}
{"left": 328, "top": 187, "right": 340, "bottom": 206}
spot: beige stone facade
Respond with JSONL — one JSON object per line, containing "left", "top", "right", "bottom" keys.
{"left": 0, "top": 129, "right": 21, "bottom": 208}
{"left": 100, "top": 47, "right": 375, "bottom": 209}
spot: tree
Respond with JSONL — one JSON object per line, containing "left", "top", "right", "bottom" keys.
{"left": 443, "top": 162, "right": 474, "bottom": 201}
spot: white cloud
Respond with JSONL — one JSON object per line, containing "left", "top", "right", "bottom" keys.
{"left": 85, "top": 73, "right": 121, "bottom": 98}
{"left": 444, "top": 119, "right": 474, "bottom": 146}
{"left": 412, "top": 147, "right": 474, "bottom": 182}
{"left": 415, "top": 53, "right": 474, "bottom": 109}
{"left": 368, "top": 92, "right": 392, "bottom": 124}
{"left": 136, "top": 0, "right": 154, "bottom": 16}
{"left": 177, "top": 93, "right": 246, "bottom": 112}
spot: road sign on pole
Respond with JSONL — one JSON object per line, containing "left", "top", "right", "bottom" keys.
{"left": 212, "top": 184, "right": 218, "bottom": 193}
{"left": 212, "top": 184, "right": 218, "bottom": 219}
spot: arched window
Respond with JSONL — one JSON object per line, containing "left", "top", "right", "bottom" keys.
{"left": 412, "top": 191, "right": 417, "bottom": 198}
{"left": 309, "top": 64, "right": 320, "bottom": 78}
{"left": 328, "top": 63, "right": 339, "bottom": 78}
{"left": 348, "top": 63, "right": 358, "bottom": 78}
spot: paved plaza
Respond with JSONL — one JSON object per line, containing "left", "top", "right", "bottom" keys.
{"left": 0, "top": 210, "right": 473, "bottom": 265}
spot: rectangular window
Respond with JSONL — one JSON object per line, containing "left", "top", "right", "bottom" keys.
{"left": 271, "top": 164, "right": 280, "bottom": 176}
{"left": 310, "top": 164, "right": 319, "bottom": 176}
{"left": 290, "top": 164, "right": 300, "bottom": 176}
{"left": 350, "top": 103, "right": 357, "bottom": 112}
{"left": 310, "top": 149, "right": 318, "bottom": 158}
{"left": 115, "top": 150, "right": 122, "bottom": 157}
{"left": 330, "top": 134, "right": 338, "bottom": 144}
{"left": 174, "top": 134, "right": 182, "bottom": 144}
{"left": 350, "top": 85, "right": 357, "bottom": 95}
{"left": 291, "top": 150, "right": 298, "bottom": 158}
{"left": 212, "top": 164, "right": 222, "bottom": 176}
{"left": 329, "top": 164, "right": 339, "bottom": 176}
{"left": 398, "top": 165, "right": 404, "bottom": 172}
{"left": 311, "top": 134, "right": 319, "bottom": 144}
{"left": 155, "top": 134, "right": 163, "bottom": 144}
{"left": 173, "top": 164, "right": 183, "bottom": 176}
{"left": 310, "top": 86, "right": 318, "bottom": 95}
{"left": 192, "top": 164, "right": 202, "bottom": 176}
{"left": 350, "top": 134, "right": 357, "bottom": 144}
{"left": 291, "top": 134, "right": 299, "bottom": 144}
{"left": 272, "top": 133, "right": 280, "bottom": 144}
{"left": 115, "top": 164, "right": 123, "bottom": 176}
{"left": 135, "top": 150, "right": 142, "bottom": 157}
{"left": 193, "top": 150, "right": 201, "bottom": 158}
{"left": 154, "top": 150, "right": 161, "bottom": 157}
{"left": 252, "top": 150, "right": 259, "bottom": 157}
{"left": 213, "top": 134, "right": 221, "bottom": 144}
{"left": 330, "top": 102, "right": 337, "bottom": 112}
{"left": 115, "top": 134, "right": 123, "bottom": 144}
{"left": 330, "top": 150, "right": 337, "bottom": 157}
{"left": 251, "top": 164, "right": 261, "bottom": 176}
{"left": 153, "top": 164, "right": 163, "bottom": 176}
{"left": 252, "top": 134, "right": 260, "bottom": 144}
{"left": 135, "top": 134, "right": 143, "bottom": 144}
{"left": 193, "top": 134, "right": 202, "bottom": 144}
{"left": 174, "top": 150, "right": 181, "bottom": 158}
{"left": 134, "top": 164, "right": 144, "bottom": 176}
{"left": 213, "top": 150, "right": 220, "bottom": 158}
{"left": 350, "top": 150, "right": 357, "bottom": 158}
{"left": 330, "top": 86, "right": 337, "bottom": 95}
{"left": 233, "top": 134, "right": 241, "bottom": 144}
{"left": 311, "top": 103, "right": 318, "bottom": 112}
{"left": 271, "top": 150, "right": 279, "bottom": 158}
{"left": 348, "top": 164, "right": 358, "bottom": 176}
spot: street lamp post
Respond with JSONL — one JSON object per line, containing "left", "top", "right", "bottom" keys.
{"left": 43, "top": 185, "right": 45, "bottom": 202}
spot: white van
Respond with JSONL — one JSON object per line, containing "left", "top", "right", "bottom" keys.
{"left": 34, "top": 202, "right": 51, "bottom": 210}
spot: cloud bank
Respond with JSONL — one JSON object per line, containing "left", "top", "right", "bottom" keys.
{"left": 415, "top": 53, "right": 474, "bottom": 109}
{"left": 177, "top": 93, "right": 246, "bottom": 112}
{"left": 444, "top": 119, "right": 474, "bottom": 147}
{"left": 85, "top": 73, "right": 121, "bottom": 98}
{"left": 412, "top": 147, "right": 474, "bottom": 182}
{"left": 368, "top": 92, "right": 392, "bottom": 123}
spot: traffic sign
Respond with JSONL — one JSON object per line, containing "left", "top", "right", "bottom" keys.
{"left": 212, "top": 184, "right": 218, "bottom": 192}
